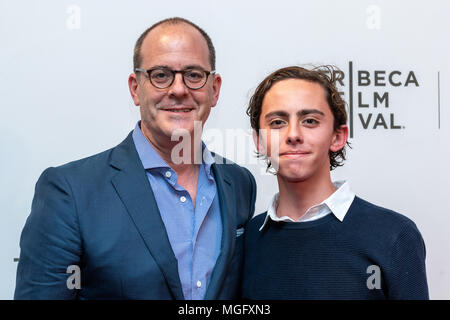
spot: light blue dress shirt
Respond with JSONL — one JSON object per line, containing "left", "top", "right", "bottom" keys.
{"left": 132, "top": 122, "right": 222, "bottom": 300}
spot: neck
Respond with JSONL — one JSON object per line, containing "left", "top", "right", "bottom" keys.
{"left": 140, "top": 123, "right": 203, "bottom": 175}
{"left": 140, "top": 122, "right": 202, "bottom": 207}
{"left": 276, "top": 171, "right": 336, "bottom": 221}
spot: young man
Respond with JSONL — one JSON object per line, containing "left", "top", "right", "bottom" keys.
{"left": 242, "top": 66, "right": 428, "bottom": 299}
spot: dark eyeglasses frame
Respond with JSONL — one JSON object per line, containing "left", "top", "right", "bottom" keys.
{"left": 135, "top": 67, "right": 216, "bottom": 90}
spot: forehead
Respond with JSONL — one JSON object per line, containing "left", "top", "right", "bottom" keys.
{"left": 140, "top": 23, "right": 211, "bottom": 69}
{"left": 262, "top": 79, "right": 330, "bottom": 115}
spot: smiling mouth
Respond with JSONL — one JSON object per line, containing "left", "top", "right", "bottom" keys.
{"left": 164, "top": 108, "right": 194, "bottom": 113}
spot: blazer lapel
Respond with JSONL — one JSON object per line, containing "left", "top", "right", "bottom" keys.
{"left": 109, "top": 133, "right": 184, "bottom": 300}
{"left": 204, "top": 162, "right": 237, "bottom": 299}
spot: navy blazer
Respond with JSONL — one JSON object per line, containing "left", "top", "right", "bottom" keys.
{"left": 14, "top": 132, "right": 256, "bottom": 299}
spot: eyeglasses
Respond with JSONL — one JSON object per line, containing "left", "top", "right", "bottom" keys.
{"left": 135, "top": 67, "right": 216, "bottom": 90}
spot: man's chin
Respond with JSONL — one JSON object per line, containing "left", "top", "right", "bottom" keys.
{"left": 277, "top": 168, "right": 310, "bottom": 183}
{"left": 162, "top": 125, "right": 196, "bottom": 142}
{"left": 281, "top": 176, "right": 308, "bottom": 184}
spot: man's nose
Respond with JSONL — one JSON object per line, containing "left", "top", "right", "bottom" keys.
{"left": 167, "top": 73, "right": 189, "bottom": 98}
{"left": 286, "top": 122, "right": 303, "bottom": 145}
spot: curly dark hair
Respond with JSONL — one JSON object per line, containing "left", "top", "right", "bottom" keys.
{"left": 246, "top": 65, "right": 350, "bottom": 171}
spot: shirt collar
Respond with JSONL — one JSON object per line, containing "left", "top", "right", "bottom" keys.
{"left": 259, "top": 181, "right": 355, "bottom": 231}
{"left": 324, "top": 181, "right": 355, "bottom": 222}
{"left": 132, "top": 121, "right": 215, "bottom": 173}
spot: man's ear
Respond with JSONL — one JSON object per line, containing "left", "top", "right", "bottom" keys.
{"left": 210, "top": 73, "right": 222, "bottom": 108}
{"left": 253, "top": 128, "right": 270, "bottom": 156}
{"left": 252, "top": 130, "right": 260, "bottom": 153}
{"left": 128, "top": 73, "right": 140, "bottom": 106}
{"left": 330, "top": 124, "right": 349, "bottom": 152}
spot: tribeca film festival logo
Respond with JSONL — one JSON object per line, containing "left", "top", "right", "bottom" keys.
{"left": 330, "top": 63, "right": 420, "bottom": 139}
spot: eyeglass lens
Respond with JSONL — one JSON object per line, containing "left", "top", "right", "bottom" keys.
{"left": 149, "top": 68, "right": 207, "bottom": 89}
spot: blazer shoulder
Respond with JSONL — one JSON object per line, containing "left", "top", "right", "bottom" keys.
{"left": 37, "top": 133, "right": 136, "bottom": 195}
{"left": 211, "top": 153, "right": 257, "bottom": 222}
{"left": 211, "top": 153, "right": 255, "bottom": 183}
{"left": 49, "top": 132, "right": 135, "bottom": 179}
{"left": 56, "top": 146, "right": 115, "bottom": 174}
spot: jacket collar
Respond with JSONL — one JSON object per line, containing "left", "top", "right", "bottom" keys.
{"left": 109, "top": 132, "right": 237, "bottom": 300}
{"left": 109, "top": 132, "right": 184, "bottom": 299}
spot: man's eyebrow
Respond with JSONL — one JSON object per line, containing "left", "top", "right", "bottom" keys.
{"left": 184, "top": 64, "right": 208, "bottom": 70}
{"left": 264, "top": 109, "right": 325, "bottom": 119}
{"left": 264, "top": 111, "right": 289, "bottom": 119}
{"left": 139, "top": 64, "right": 169, "bottom": 70}
{"left": 145, "top": 64, "right": 208, "bottom": 71}
{"left": 297, "top": 109, "right": 325, "bottom": 117}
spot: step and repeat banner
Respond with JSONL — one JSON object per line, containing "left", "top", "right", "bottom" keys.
{"left": 1, "top": 0, "right": 449, "bottom": 299}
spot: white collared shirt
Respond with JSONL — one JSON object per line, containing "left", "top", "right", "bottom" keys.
{"left": 259, "top": 181, "right": 356, "bottom": 231}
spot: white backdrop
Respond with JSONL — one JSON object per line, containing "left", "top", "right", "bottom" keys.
{"left": 1, "top": 0, "right": 449, "bottom": 299}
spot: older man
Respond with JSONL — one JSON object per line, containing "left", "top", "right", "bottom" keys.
{"left": 15, "top": 17, "right": 256, "bottom": 300}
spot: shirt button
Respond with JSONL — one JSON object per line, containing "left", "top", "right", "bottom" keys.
{"left": 180, "top": 196, "right": 187, "bottom": 203}
{"left": 165, "top": 171, "right": 172, "bottom": 178}
{"left": 196, "top": 280, "right": 202, "bottom": 288}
